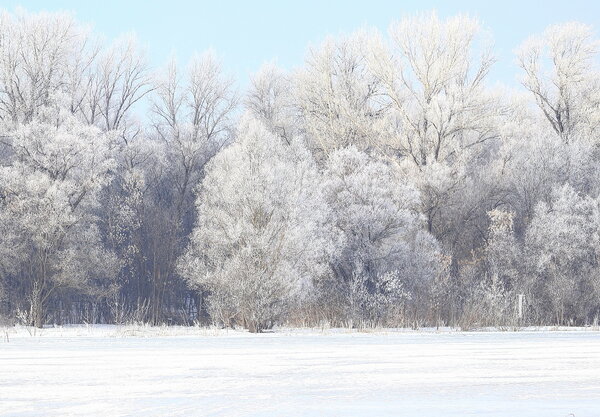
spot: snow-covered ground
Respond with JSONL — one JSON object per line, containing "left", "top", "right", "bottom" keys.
{"left": 1, "top": 326, "right": 599, "bottom": 416}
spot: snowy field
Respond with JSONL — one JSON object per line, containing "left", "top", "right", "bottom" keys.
{"left": 1, "top": 326, "right": 600, "bottom": 416}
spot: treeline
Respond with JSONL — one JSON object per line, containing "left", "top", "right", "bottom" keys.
{"left": 1, "top": 11, "right": 600, "bottom": 331}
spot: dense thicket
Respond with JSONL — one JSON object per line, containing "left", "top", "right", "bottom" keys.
{"left": 1, "top": 10, "right": 600, "bottom": 330}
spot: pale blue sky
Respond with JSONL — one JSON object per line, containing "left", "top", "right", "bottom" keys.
{"left": 2, "top": 0, "right": 600, "bottom": 89}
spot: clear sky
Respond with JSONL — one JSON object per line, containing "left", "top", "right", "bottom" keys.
{"left": 2, "top": 0, "right": 600, "bottom": 90}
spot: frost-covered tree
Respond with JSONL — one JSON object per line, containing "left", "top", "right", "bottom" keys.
{"left": 246, "top": 62, "right": 297, "bottom": 142}
{"left": 459, "top": 209, "right": 523, "bottom": 328}
{"left": 0, "top": 10, "right": 93, "bottom": 127}
{"left": 525, "top": 185, "right": 600, "bottom": 324}
{"left": 485, "top": 210, "right": 521, "bottom": 295}
{"left": 151, "top": 52, "right": 237, "bottom": 223}
{"left": 0, "top": 107, "right": 116, "bottom": 327}
{"left": 518, "top": 22, "right": 600, "bottom": 142}
{"left": 489, "top": 86, "right": 600, "bottom": 241}
{"left": 495, "top": 120, "right": 599, "bottom": 232}
{"left": 366, "top": 13, "right": 501, "bottom": 266}
{"left": 101, "top": 137, "right": 161, "bottom": 322}
{"left": 296, "top": 32, "right": 391, "bottom": 157}
{"left": 371, "top": 12, "right": 496, "bottom": 166}
{"left": 0, "top": 10, "right": 144, "bottom": 324}
{"left": 78, "top": 35, "right": 153, "bottom": 132}
{"left": 319, "top": 147, "right": 441, "bottom": 326}
{"left": 178, "top": 117, "right": 336, "bottom": 332}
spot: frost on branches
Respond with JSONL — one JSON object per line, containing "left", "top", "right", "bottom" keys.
{"left": 319, "top": 147, "right": 441, "bottom": 327}
{"left": 178, "top": 117, "right": 336, "bottom": 332}
{"left": 0, "top": 109, "right": 117, "bottom": 327}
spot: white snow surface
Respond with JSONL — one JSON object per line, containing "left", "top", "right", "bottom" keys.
{"left": 1, "top": 326, "right": 599, "bottom": 416}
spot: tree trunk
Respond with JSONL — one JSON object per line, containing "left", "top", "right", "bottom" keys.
{"left": 29, "top": 284, "right": 44, "bottom": 328}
